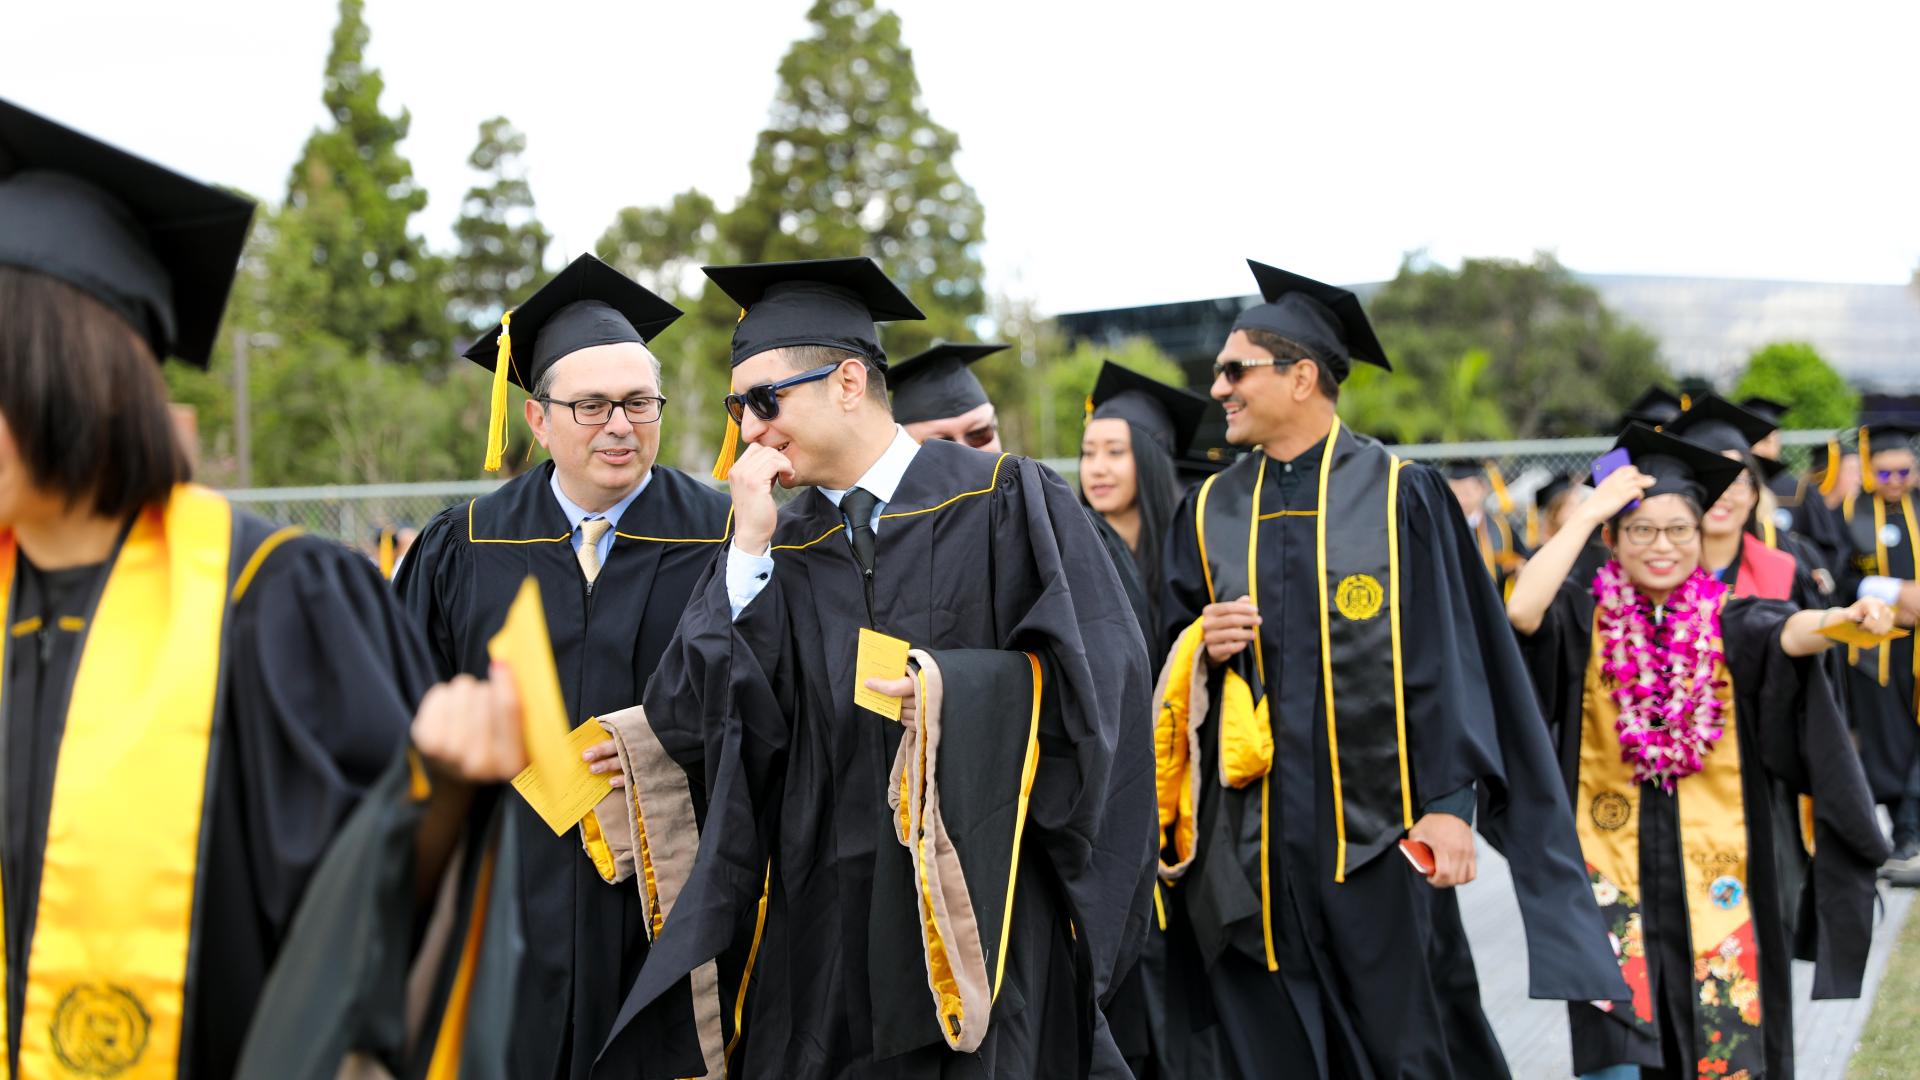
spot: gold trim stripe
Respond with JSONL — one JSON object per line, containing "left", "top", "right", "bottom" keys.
{"left": 231, "top": 525, "right": 307, "bottom": 603}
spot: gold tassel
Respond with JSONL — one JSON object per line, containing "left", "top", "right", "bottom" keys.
{"left": 1679, "top": 391, "right": 1692, "bottom": 411}
{"left": 1860, "top": 426, "right": 1875, "bottom": 494}
{"left": 1083, "top": 394, "right": 1094, "bottom": 421}
{"left": 1486, "top": 461, "right": 1514, "bottom": 515}
{"left": 711, "top": 413, "right": 741, "bottom": 482}
{"left": 377, "top": 529, "right": 396, "bottom": 578}
{"left": 484, "top": 310, "right": 515, "bottom": 473}
{"left": 1525, "top": 504, "right": 1540, "bottom": 548}
{"left": 1818, "top": 437, "right": 1841, "bottom": 496}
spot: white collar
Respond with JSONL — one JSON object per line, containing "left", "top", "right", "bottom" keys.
{"left": 819, "top": 426, "right": 920, "bottom": 509}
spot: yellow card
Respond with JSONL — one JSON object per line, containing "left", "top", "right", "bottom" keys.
{"left": 488, "top": 577, "right": 609, "bottom": 834}
{"left": 1819, "top": 621, "right": 1911, "bottom": 649}
{"left": 510, "top": 718, "right": 617, "bottom": 836}
{"left": 853, "top": 627, "right": 912, "bottom": 720}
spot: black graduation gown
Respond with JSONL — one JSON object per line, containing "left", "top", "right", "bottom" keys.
{"left": 1157, "top": 442, "right": 1623, "bottom": 1080}
{"left": 1518, "top": 582, "right": 1888, "bottom": 1077}
{"left": 2, "top": 511, "right": 434, "bottom": 1079}
{"left": 1774, "top": 472, "right": 1850, "bottom": 582}
{"left": 393, "top": 461, "right": 731, "bottom": 1080}
{"left": 602, "top": 438, "right": 1156, "bottom": 1079}
{"left": 1833, "top": 495, "right": 1918, "bottom": 805}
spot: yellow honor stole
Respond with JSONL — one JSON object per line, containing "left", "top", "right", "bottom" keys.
{"left": 0, "top": 486, "right": 233, "bottom": 1078}
{"left": 1842, "top": 493, "right": 1919, "bottom": 695}
{"left": 1574, "top": 602, "right": 1762, "bottom": 1073}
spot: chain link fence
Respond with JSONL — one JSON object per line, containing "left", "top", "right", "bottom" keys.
{"left": 226, "top": 431, "right": 1842, "bottom": 552}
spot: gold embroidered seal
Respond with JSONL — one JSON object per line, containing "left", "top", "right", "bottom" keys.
{"left": 1591, "top": 792, "right": 1632, "bottom": 831}
{"left": 1333, "top": 574, "right": 1384, "bottom": 621}
{"left": 51, "top": 983, "right": 149, "bottom": 1076}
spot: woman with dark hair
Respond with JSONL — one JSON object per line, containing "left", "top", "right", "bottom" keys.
{"left": 1505, "top": 424, "right": 1891, "bottom": 1080}
{"left": 1668, "top": 395, "right": 1827, "bottom": 609}
{"left": 1080, "top": 362, "right": 1205, "bottom": 638}
{"left": 0, "top": 99, "right": 519, "bottom": 1078}
{"left": 1080, "top": 361, "right": 1223, "bottom": 1079}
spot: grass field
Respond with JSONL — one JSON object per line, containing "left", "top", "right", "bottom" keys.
{"left": 1848, "top": 897, "right": 1920, "bottom": 1078}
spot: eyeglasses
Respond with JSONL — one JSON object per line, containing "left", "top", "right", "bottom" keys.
{"left": 537, "top": 395, "right": 666, "bottom": 426}
{"left": 1211, "top": 357, "right": 1281, "bottom": 385}
{"left": 1620, "top": 522, "right": 1699, "bottom": 546}
{"left": 1877, "top": 468, "right": 1914, "bottom": 482}
{"left": 723, "top": 362, "right": 841, "bottom": 424}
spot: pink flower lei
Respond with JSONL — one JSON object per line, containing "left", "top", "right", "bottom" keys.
{"left": 1592, "top": 560, "right": 1730, "bottom": 792}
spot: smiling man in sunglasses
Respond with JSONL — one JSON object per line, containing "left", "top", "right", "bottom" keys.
{"left": 1149, "top": 261, "right": 1624, "bottom": 1079}
{"left": 1839, "top": 419, "right": 1920, "bottom": 881}
{"left": 583, "top": 256, "right": 1155, "bottom": 1077}
{"left": 393, "top": 253, "right": 732, "bottom": 1080}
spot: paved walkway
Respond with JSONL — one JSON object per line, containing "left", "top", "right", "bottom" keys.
{"left": 1461, "top": 839, "right": 1912, "bottom": 1079}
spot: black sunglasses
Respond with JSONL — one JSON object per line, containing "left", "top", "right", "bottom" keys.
{"left": 1212, "top": 357, "right": 1284, "bottom": 385}
{"left": 723, "top": 362, "right": 842, "bottom": 424}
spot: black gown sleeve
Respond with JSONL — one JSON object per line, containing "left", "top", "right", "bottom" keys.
{"left": 391, "top": 504, "right": 469, "bottom": 678}
{"left": 1157, "top": 487, "right": 1211, "bottom": 658}
{"left": 1395, "top": 466, "right": 1627, "bottom": 1004}
{"left": 1721, "top": 598, "right": 1890, "bottom": 998}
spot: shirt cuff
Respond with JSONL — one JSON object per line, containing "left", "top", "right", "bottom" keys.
{"left": 726, "top": 543, "right": 775, "bottom": 621}
{"left": 1421, "top": 783, "right": 1476, "bottom": 827}
{"left": 1859, "top": 576, "right": 1904, "bottom": 606}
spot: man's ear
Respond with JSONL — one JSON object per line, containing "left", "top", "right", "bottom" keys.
{"left": 1293, "top": 358, "right": 1319, "bottom": 403}
{"left": 524, "top": 396, "right": 552, "bottom": 450}
{"left": 838, "top": 358, "right": 870, "bottom": 411}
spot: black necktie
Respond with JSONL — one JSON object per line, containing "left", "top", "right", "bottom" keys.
{"left": 842, "top": 486, "right": 878, "bottom": 575}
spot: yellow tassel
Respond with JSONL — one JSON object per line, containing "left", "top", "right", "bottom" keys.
{"left": 1083, "top": 394, "right": 1094, "bottom": 421}
{"left": 1818, "top": 437, "right": 1840, "bottom": 496}
{"left": 1860, "top": 426, "right": 1875, "bottom": 494}
{"left": 1525, "top": 504, "right": 1540, "bottom": 548}
{"left": 1486, "top": 461, "right": 1514, "bottom": 515}
{"left": 711, "top": 413, "right": 741, "bottom": 482}
{"left": 377, "top": 529, "right": 396, "bottom": 578}
{"left": 484, "top": 311, "right": 515, "bottom": 473}
{"left": 1679, "top": 391, "right": 1692, "bottom": 411}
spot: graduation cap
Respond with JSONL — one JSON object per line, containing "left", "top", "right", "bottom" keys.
{"left": 1231, "top": 260, "right": 1389, "bottom": 382}
{"left": 702, "top": 256, "right": 924, "bottom": 478}
{"left": 1618, "top": 387, "right": 1683, "bottom": 431}
{"left": 1860, "top": 419, "right": 1920, "bottom": 494}
{"left": 463, "top": 253, "right": 682, "bottom": 472}
{"left": 1608, "top": 423, "right": 1744, "bottom": 510}
{"left": 1738, "top": 395, "right": 1790, "bottom": 427}
{"left": 0, "top": 97, "right": 254, "bottom": 367}
{"left": 1087, "top": 361, "right": 1210, "bottom": 457}
{"left": 889, "top": 341, "right": 1007, "bottom": 425}
{"left": 1535, "top": 471, "right": 1583, "bottom": 509}
{"left": 1665, "top": 394, "right": 1776, "bottom": 455}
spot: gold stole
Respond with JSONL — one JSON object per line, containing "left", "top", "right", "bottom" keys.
{"left": 0, "top": 486, "right": 232, "bottom": 1078}
{"left": 1574, "top": 601, "right": 1765, "bottom": 1069}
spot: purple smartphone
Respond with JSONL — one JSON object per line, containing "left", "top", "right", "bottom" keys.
{"left": 1590, "top": 447, "right": 1637, "bottom": 512}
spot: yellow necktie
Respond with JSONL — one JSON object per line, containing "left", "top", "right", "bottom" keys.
{"left": 577, "top": 518, "right": 612, "bottom": 583}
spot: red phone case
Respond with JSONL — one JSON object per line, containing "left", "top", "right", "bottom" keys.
{"left": 1398, "top": 838, "right": 1436, "bottom": 877}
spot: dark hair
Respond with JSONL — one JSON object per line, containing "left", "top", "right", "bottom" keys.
{"left": 780, "top": 345, "right": 889, "bottom": 412}
{"left": 1726, "top": 448, "right": 1770, "bottom": 539}
{"left": 0, "top": 266, "right": 193, "bottom": 518}
{"left": 1080, "top": 419, "right": 1180, "bottom": 628}
{"left": 1237, "top": 327, "right": 1339, "bottom": 402}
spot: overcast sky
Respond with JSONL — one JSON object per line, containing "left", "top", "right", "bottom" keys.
{"left": 10, "top": 1, "right": 1918, "bottom": 316}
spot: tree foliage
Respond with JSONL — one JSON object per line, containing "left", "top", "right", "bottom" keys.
{"left": 1358, "top": 253, "right": 1667, "bottom": 441}
{"left": 1732, "top": 341, "right": 1858, "bottom": 431}
{"left": 446, "top": 117, "right": 553, "bottom": 338}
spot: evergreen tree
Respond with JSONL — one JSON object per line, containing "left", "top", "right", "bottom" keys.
{"left": 282, "top": 0, "right": 448, "bottom": 363}
{"left": 446, "top": 117, "right": 553, "bottom": 338}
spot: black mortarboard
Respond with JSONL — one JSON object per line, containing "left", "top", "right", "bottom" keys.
{"left": 1230, "top": 260, "right": 1389, "bottom": 382}
{"left": 1175, "top": 408, "right": 1239, "bottom": 482}
{"left": 1439, "top": 459, "right": 1488, "bottom": 482}
{"left": 1738, "top": 395, "right": 1789, "bottom": 426}
{"left": 463, "top": 253, "right": 681, "bottom": 472}
{"left": 1535, "top": 471, "right": 1582, "bottom": 509}
{"left": 1087, "top": 362, "right": 1210, "bottom": 456}
{"left": 1618, "top": 387, "right": 1683, "bottom": 430}
{"left": 0, "top": 97, "right": 254, "bottom": 367}
{"left": 703, "top": 257, "right": 923, "bottom": 370}
{"left": 1609, "top": 424, "right": 1744, "bottom": 509}
{"left": 889, "top": 341, "right": 1007, "bottom": 425}
{"left": 1666, "top": 394, "right": 1777, "bottom": 455}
